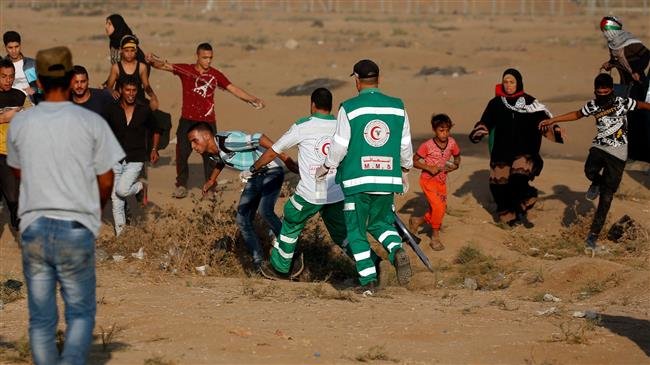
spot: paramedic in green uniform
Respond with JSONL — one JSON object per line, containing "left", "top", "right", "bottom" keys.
{"left": 316, "top": 59, "right": 414, "bottom": 290}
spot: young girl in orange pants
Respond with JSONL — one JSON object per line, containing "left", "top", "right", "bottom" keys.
{"left": 409, "top": 114, "right": 461, "bottom": 250}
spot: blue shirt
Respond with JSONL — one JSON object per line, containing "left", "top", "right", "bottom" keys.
{"left": 210, "top": 131, "right": 280, "bottom": 171}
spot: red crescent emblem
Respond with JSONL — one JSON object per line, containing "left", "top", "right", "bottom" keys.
{"left": 321, "top": 142, "right": 331, "bottom": 155}
{"left": 370, "top": 126, "right": 382, "bottom": 140}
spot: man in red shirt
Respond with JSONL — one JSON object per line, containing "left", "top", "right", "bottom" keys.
{"left": 147, "top": 43, "right": 264, "bottom": 198}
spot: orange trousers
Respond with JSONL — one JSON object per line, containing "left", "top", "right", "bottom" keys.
{"left": 420, "top": 176, "right": 447, "bottom": 229}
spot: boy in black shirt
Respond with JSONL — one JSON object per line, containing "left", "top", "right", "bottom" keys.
{"left": 540, "top": 74, "right": 650, "bottom": 254}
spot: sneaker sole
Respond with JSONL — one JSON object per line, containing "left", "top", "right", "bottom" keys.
{"left": 394, "top": 249, "right": 412, "bottom": 286}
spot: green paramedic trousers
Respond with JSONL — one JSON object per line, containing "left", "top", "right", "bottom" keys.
{"left": 270, "top": 194, "right": 379, "bottom": 274}
{"left": 344, "top": 193, "right": 403, "bottom": 285}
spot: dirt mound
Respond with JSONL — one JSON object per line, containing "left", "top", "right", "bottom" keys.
{"left": 277, "top": 78, "right": 346, "bottom": 96}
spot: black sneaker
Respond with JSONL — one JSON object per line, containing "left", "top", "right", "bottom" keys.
{"left": 586, "top": 183, "right": 599, "bottom": 201}
{"left": 260, "top": 261, "right": 289, "bottom": 281}
{"left": 393, "top": 248, "right": 412, "bottom": 286}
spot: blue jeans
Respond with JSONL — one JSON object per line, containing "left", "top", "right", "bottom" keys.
{"left": 236, "top": 167, "right": 284, "bottom": 264}
{"left": 111, "top": 161, "right": 144, "bottom": 236}
{"left": 21, "top": 216, "right": 96, "bottom": 365}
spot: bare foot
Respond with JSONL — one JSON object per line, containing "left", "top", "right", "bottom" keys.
{"left": 429, "top": 237, "right": 445, "bottom": 251}
{"left": 409, "top": 217, "right": 425, "bottom": 233}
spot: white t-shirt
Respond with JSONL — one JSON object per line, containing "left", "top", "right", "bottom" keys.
{"left": 12, "top": 59, "right": 30, "bottom": 95}
{"left": 272, "top": 113, "right": 344, "bottom": 205}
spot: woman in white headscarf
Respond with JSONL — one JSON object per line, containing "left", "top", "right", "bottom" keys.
{"left": 600, "top": 16, "right": 650, "bottom": 163}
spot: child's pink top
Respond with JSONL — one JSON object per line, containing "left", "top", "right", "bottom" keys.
{"left": 416, "top": 136, "right": 460, "bottom": 183}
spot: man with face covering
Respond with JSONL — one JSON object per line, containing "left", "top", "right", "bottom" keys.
{"left": 540, "top": 73, "right": 650, "bottom": 254}
{"left": 600, "top": 16, "right": 650, "bottom": 164}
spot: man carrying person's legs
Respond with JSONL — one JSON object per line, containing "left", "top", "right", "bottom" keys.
{"left": 7, "top": 46, "right": 124, "bottom": 365}
{"left": 250, "top": 88, "right": 380, "bottom": 280}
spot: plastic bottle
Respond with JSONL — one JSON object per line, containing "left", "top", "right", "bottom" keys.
{"left": 315, "top": 179, "right": 327, "bottom": 204}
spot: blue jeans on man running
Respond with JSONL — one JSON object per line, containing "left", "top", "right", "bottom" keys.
{"left": 111, "top": 161, "right": 144, "bottom": 235}
{"left": 21, "top": 216, "right": 96, "bottom": 365}
{"left": 236, "top": 167, "right": 284, "bottom": 264}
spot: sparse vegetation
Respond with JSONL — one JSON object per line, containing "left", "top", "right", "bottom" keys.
{"left": 453, "top": 245, "right": 513, "bottom": 290}
{"left": 100, "top": 323, "right": 120, "bottom": 351}
{"left": 550, "top": 318, "right": 598, "bottom": 345}
{"left": 354, "top": 345, "right": 399, "bottom": 363}
{"left": 143, "top": 356, "right": 176, "bottom": 365}
{"left": 295, "top": 283, "right": 359, "bottom": 302}
{"left": 241, "top": 280, "right": 280, "bottom": 300}
{"left": 0, "top": 336, "right": 31, "bottom": 363}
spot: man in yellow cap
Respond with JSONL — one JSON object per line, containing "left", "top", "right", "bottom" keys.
{"left": 105, "top": 35, "right": 159, "bottom": 110}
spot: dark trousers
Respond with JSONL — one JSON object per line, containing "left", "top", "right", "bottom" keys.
{"left": 0, "top": 154, "right": 19, "bottom": 225}
{"left": 584, "top": 147, "right": 625, "bottom": 236}
{"left": 175, "top": 118, "right": 216, "bottom": 187}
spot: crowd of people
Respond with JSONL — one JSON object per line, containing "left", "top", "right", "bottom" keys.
{"left": 1, "top": 14, "right": 649, "bottom": 365}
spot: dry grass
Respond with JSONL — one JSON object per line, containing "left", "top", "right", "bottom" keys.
{"left": 98, "top": 192, "right": 358, "bottom": 283}
{"left": 294, "top": 282, "right": 359, "bottom": 302}
{"left": 0, "top": 277, "right": 24, "bottom": 306}
{"left": 143, "top": 356, "right": 176, "bottom": 365}
{"left": 0, "top": 336, "right": 31, "bottom": 363}
{"left": 452, "top": 245, "right": 514, "bottom": 290}
{"left": 98, "top": 194, "right": 247, "bottom": 276}
{"left": 353, "top": 345, "right": 399, "bottom": 363}
{"left": 550, "top": 317, "right": 599, "bottom": 345}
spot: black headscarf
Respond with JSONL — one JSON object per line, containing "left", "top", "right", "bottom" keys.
{"left": 502, "top": 68, "right": 524, "bottom": 94}
{"left": 107, "top": 14, "right": 133, "bottom": 49}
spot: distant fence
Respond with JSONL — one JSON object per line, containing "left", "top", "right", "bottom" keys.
{"left": 3, "top": 0, "right": 650, "bottom": 16}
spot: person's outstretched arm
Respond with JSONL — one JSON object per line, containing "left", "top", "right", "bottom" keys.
{"left": 225, "top": 84, "right": 265, "bottom": 109}
{"left": 145, "top": 53, "right": 174, "bottom": 72}
{"left": 539, "top": 110, "right": 583, "bottom": 131}
{"left": 636, "top": 100, "right": 650, "bottom": 111}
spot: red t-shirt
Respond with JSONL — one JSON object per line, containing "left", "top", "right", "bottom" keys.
{"left": 416, "top": 136, "right": 460, "bottom": 184}
{"left": 172, "top": 64, "right": 232, "bottom": 123}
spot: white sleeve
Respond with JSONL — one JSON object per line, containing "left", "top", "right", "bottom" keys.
{"left": 400, "top": 111, "right": 414, "bottom": 169}
{"left": 271, "top": 123, "right": 300, "bottom": 153}
{"left": 324, "top": 106, "right": 350, "bottom": 168}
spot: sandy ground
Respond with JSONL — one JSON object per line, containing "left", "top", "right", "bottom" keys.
{"left": 1, "top": 3, "right": 650, "bottom": 364}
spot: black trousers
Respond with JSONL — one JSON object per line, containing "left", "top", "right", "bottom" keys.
{"left": 584, "top": 147, "right": 625, "bottom": 236}
{"left": 0, "top": 154, "right": 19, "bottom": 223}
{"left": 175, "top": 118, "right": 216, "bottom": 187}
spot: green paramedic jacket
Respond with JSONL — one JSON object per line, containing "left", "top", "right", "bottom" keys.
{"left": 335, "top": 88, "right": 406, "bottom": 195}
